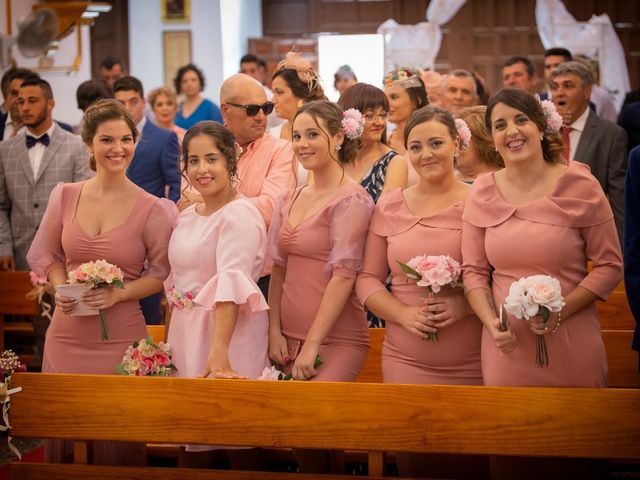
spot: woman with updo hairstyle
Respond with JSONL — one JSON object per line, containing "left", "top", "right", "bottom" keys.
{"left": 165, "top": 120, "right": 270, "bottom": 468}
{"left": 337, "top": 83, "right": 408, "bottom": 204}
{"left": 356, "top": 105, "right": 485, "bottom": 478}
{"left": 383, "top": 67, "right": 428, "bottom": 185}
{"left": 173, "top": 63, "right": 223, "bottom": 129}
{"left": 462, "top": 87, "right": 622, "bottom": 388}
{"left": 270, "top": 51, "right": 327, "bottom": 142}
{"left": 27, "top": 99, "right": 177, "bottom": 465}
{"left": 454, "top": 105, "right": 504, "bottom": 183}
{"left": 267, "top": 100, "right": 373, "bottom": 472}
{"left": 148, "top": 86, "right": 186, "bottom": 143}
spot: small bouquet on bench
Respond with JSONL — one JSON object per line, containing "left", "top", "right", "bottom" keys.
{"left": 258, "top": 354, "right": 324, "bottom": 381}
{"left": 504, "top": 275, "right": 565, "bottom": 368}
{"left": 116, "top": 337, "right": 176, "bottom": 376}
{"left": 396, "top": 254, "right": 463, "bottom": 341}
{"left": 0, "top": 350, "right": 28, "bottom": 461}
{"left": 66, "top": 259, "right": 125, "bottom": 341}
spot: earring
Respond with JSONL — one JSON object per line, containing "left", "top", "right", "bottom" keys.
{"left": 540, "top": 134, "right": 544, "bottom": 141}
{"left": 454, "top": 152, "right": 460, "bottom": 160}
{"left": 336, "top": 144, "right": 342, "bottom": 151}
{"left": 297, "top": 100, "right": 304, "bottom": 109}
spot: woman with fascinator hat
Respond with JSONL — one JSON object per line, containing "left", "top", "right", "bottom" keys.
{"left": 383, "top": 67, "right": 428, "bottom": 185}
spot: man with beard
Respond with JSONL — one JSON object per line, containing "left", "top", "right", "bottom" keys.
{"left": 219, "top": 73, "right": 295, "bottom": 296}
{"left": 0, "top": 77, "right": 92, "bottom": 362}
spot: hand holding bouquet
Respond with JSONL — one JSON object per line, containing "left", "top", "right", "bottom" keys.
{"left": 397, "top": 255, "right": 463, "bottom": 341}
{"left": 258, "top": 354, "right": 323, "bottom": 381}
{"left": 116, "top": 337, "right": 175, "bottom": 376}
{"left": 68, "top": 260, "right": 124, "bottom": 341}
{"left": 504, "top": 275, "right": 565, "bottom": 367}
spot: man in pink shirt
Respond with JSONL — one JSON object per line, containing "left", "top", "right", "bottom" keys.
{"left": 220, "top": 73, "right": 296, "bottom": 295}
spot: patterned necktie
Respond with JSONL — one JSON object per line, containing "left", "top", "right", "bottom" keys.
{"left": 561, "top": 126, "right": 572, "bottom": 162}
{"left": 26, "top": 133, "right": 50, "bottom": 149}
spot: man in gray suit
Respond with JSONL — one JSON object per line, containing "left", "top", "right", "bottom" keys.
{"left": 549, "top": 61, "right": 627, "bottom": 245}
{"left": 0, "top": 77, "right": 92, "bottom": 270}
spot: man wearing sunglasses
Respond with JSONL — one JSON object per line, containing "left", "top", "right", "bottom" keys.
{"left": 220, "top": 73, "right": 296, "bottom": 297}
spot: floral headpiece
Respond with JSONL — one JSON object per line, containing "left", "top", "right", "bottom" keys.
{"left": 454, "top": 118, "right": 471, "bottom": 151}
{"left": 276, "top": 51, "right": 320, "bottom": 94}
{"left": 535, "top": 94, "right": 562, "bottom": 133}
{"left": 342, "top": 109, "right": 365, "bottom": 140}
{"left": 383, "top": 67, "right": 424, "bottom": 89}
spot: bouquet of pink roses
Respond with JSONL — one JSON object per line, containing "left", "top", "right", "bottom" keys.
{"left": 116, "top": 337, "right": 175, "bottom": 376}
{"left": 504, "top": 275, "right": 565, "bottom": 367}
{"left": 397, "top": 255, "right": 463, "bottom": 341}
{"left": 258, "top": 354, "right": 324, "bottom": 381}
{"left": 68, "top": 259, "right": 124, "bottom": 341}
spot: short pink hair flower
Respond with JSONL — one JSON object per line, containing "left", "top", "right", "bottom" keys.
{"left": 342, "top": 108, "right": 365, "bottom": 140}
{"left": 454, "top": 118, "right": 472, "bottom": 150}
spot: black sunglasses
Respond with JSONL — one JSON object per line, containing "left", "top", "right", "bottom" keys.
{"left": 226, "top": 101, "right": 274, "bottom": 117}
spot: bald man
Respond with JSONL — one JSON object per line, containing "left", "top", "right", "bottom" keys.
{"left": 220, "top": 74, "right": 296, "bottom": 296}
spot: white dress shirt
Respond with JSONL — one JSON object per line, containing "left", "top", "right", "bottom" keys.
{"left": 568, "top": 106, "right": 590, "bottom": 161}
{"left": 27, "top": 123, "right": 56, "bottom": 180}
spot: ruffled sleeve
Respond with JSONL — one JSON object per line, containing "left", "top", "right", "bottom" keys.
{"left": 140, "top": 198, "right": 178, "bottom": 281}
{"left": 194, "top": 200, "right": 268, "bottom": 313}
{"left": 27, "top": 182, "right": 66, "bottom": 277}
{"left": 356, "top": 200, "right": 392, "bottom": 305}
{"left": 266, "top": 191, "right": 290, "bottom": 268}
{"left": 325, "top": 188, "right": 374, "bottom": 279}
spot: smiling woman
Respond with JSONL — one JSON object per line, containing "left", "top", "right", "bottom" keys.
{"left": 26, "top": 98, "right": 177, "bottom": 465}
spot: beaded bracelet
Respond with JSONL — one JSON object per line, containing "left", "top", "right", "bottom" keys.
{"left": 552, "top": 310, "right": 562, "bottom": 334}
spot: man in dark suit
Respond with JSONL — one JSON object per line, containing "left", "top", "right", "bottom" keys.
{"left": 549, "top": 61, "right": 627, "bottom": 246}
{"left": 114, "top": 76, "right": 180, "bottom": 324}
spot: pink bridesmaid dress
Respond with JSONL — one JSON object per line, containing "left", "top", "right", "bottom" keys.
{"left": 27, "top": 181, "right": 176, "bottom": 465}
{"left": 357, "top": 188, "right": 483, "bottom": 385}
{"left": 27, "top": 181, "right": 176, "bottom": 374}
{"left": 268, "top": 183, "right": 374, "bottom": 381}
{"left": 462, "top": 161, "right": 623, "bottom": 387}
{"left": 166, "top": 198, "right": 270, "bottom": 380}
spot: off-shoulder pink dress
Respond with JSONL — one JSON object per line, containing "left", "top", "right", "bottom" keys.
{"left": 357, "top": 188, "right": 483, "bottom": 385}
{"left": 462, "top": 162, "right": 623, "bottom": 387}
{"left": 268, "top": 183, "right": 374, "bottom": 381}
{"left": 166, "top": 198, "right": 269, "bottom": 380}
{"left": 27, "top": 181, "right": 176, "bottom": 375}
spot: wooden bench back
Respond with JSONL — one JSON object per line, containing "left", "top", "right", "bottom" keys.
{"left": 10, "top": 372, "right": 640, "bottom": 461}
{"left": 0, "top": 271, "right": 38, "bottom": 316}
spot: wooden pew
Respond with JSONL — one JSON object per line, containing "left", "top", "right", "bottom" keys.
{"left": 9, "top": 372, "right": 640, "bottom": 480}
{"left": 0, "top": 271, "right": 38, "bottom": 362}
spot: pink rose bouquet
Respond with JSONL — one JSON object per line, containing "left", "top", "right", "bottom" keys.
{"left": 257, "top": 354, "right": 323, "bottom": 381}
{"left": 116, "top": 337, "right": 175, "bottom": 376}
{"left": 165, "top": 287, "right": 195, "bottom": 310}
{"left": 397, "top": 255, "right": 463, "bottom": 341}
{"left": 504, "top": 275, "right": 565, "bottom": 367}
{"left": 68, "top": 259, "right": 124, "bottom": 341}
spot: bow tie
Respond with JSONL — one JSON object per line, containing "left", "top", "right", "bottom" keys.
{"left": 26, "top": 134, "right": 50, "bottom": 149}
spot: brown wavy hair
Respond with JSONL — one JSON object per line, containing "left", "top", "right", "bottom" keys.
{"left": 456, "top": 106, "right": 504, "bottom": 169}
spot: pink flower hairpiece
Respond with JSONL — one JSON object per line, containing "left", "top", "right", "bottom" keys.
{"left": 454, "top": 118, "right": 471, "bottom": 150}
{"left": 535, "top": 94, "right": 563, "bottom": 133}
{"left": 276, "top": 51, "right": 320, "bottom": 94}
{"left": 342, "top": 108, "right": 365, "bottom": 140}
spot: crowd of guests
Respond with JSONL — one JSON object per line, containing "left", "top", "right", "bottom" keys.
{"left": 0, "top": 46, "right": 636, "bottom": 479}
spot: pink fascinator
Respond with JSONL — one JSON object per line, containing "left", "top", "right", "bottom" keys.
{"left": 276, "top": 51, "right": 320, "bottom": 94}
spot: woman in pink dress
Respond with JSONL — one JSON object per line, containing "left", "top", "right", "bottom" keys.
{"left": 27, "top": 99, "right": 176, "bottom": 464}
{"left": 462, "top": 88, "right": 622, "bottom": 480}
{"left": 356, "top": 106, "right": 486, "bottom": 479}
{"left": 267, "top": 100, "right": 373, "bottom": 473}
{"left": 166, "top": 121, "right": 269, "bottom": 467}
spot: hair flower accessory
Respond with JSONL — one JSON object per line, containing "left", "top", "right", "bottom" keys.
{"left": 342, "top": 108, "right": 365, "bottom": 140}
{"left": 535, "top": 94, "right": 563, "bottom": 133}
{"left": 383, "top": 67, "right": 424, "bottom": 89}
{"left": 454, "top": 118, "right": 472, "bottom": 150}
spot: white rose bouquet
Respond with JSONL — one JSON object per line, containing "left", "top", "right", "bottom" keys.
{"left": 504, "top": 275, "right": 565, "bottom": 367}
